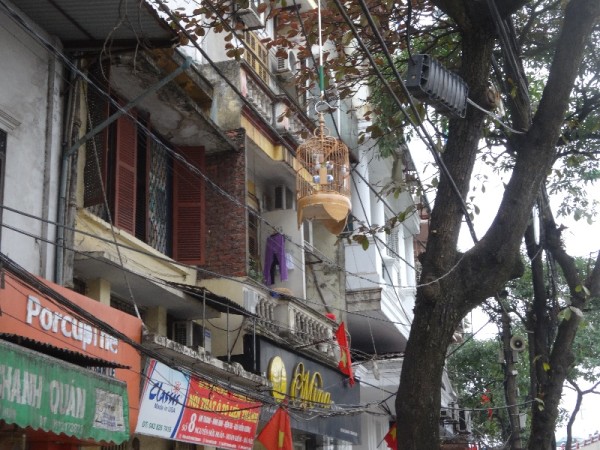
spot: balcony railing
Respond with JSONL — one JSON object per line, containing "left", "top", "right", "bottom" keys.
{"left": 249, "top": 287, "right": 336, "bottom": 358}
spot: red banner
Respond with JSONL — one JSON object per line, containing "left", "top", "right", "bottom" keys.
{"left": 174, "top": 377, "right": 261, "bottom": 449}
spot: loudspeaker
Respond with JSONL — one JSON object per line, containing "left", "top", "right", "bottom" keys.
{"left": 510, "top": 335, "right": 526, "bottom": 352}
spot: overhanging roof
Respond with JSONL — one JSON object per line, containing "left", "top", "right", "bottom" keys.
{"left": 167, "top": 282, "right": 256, "bottom": 318}
{"left": 15, "top": 0, "right": 176, "bottom": 51}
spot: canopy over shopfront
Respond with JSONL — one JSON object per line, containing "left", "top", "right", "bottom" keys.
{"left": 0, "top": 339, "right": 130, "bottom": 443}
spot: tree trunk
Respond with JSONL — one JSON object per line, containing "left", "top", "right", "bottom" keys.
{"left": 394, "top": 1, "right": 600, "bottom": 448}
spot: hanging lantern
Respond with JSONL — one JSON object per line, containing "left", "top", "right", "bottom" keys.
{"left": 296, "top": 116, "right": 351, "bottom": 235}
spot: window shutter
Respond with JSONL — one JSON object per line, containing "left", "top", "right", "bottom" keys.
{"left": 83, "top": 63, "right": 110, "bottom": 207}
{"left": 173, "top": 146, "right": 205, "bottom": 264}
{"left": 114, "top": 115, "right": 137, "bottom": 234}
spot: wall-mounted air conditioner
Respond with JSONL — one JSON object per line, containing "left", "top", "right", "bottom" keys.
{"left": 243, "top": 287, "right": 262, "bottom": 314}
{"left": 275, "top": 49, "right": 297, "bottom": 76}
{"left": 237, "top": 0, "right": 265, "bottom": 29}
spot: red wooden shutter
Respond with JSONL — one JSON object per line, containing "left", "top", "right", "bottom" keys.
{"left": 173, "top": 146, "right": 205, "bottom": 264}
{"left": 114, "top": 115, "right": 137, "bottom": 234}
{"left": 83, "top": 62, "right": 110, "bottom": 207}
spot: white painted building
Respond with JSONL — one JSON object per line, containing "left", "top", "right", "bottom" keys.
{"left": 0, "top": 0, "right": 63, "bottom": 278}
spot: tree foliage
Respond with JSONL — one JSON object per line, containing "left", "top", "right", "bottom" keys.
{"left": 448, "top": 256, "right": 600, "bottom": 447}
{"left": 165, "top": 0, "right": 600, "bottom": 448}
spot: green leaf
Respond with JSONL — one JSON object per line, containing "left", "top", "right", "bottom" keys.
{"left": 560, "top": 307, "right": 573, "bottom": 321}
{"left": 361, "top": 237, "right": 369, "bottom": 251}
{"left": 542, "top": 362, "right": 551, "bottom": 372}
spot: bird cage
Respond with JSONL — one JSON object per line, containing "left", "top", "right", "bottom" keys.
{"left": 296, "top": 117, "right": 351, "bottom": 235}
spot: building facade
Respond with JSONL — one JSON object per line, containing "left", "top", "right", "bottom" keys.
{"left": 0, "top": 0, "right": 470, "bottom": 448}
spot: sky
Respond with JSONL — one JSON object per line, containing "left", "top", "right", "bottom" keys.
{"left": 458, "top": 165, "right": 600, "bottom": 439}
{"left": 412, "top": 139, "right": 600, "bottom": 438}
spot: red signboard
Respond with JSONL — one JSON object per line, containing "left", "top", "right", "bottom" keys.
{"left": 176, "top": 378, "right": 261, "bottom": 448}
{"left": 136, "top": 359, "right": 261, "bottom": 450}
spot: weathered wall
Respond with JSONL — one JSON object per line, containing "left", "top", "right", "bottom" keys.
{"left": 0, "top": 1, "right": 63, "bottom": 279}
{"left": 204, "top": 134, "right": 247, "bottom": 278}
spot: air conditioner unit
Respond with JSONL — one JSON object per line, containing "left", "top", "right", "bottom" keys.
{"left": 172, "top": 320, "right": 205, "bottom": 349}
{"left": 243, "top": 287, "right": 262, "bottom": 314}
{"left": 237, "top": 1, "right": 265, "bottom": 30}
{"left": 275, "top": 49, "right": 297, "bottom": 76}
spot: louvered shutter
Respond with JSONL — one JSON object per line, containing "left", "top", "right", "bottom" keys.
{"left": 173, "top": 146, "right": 205, "bottom": 264}
{"left": 114, "top": 115, "right": 137, "bottom": 234}
{"left": 83, "top": 62, "right": 110, "bottom": 207}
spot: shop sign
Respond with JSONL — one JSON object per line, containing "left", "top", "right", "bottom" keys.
{"left": 268, "top": 357, "right": 332, "bottom": 408}
{"left": 0, "top": 340, "right": 129, "bottom": 444}
{"left": 136, "top": 359, "right": 261, "bottom": 450}
{"left": 25, "top": 295, "right": 119, "bottom": 354}
{"left": 0, "top": 271, "right": 142, "bottom": 435}
{"left": 255, "top": 337, "right": 360, "bottom": 443}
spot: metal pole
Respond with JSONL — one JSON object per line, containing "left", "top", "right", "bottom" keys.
{"left": 227, "top": 305, "right": 230, "bottom": 363}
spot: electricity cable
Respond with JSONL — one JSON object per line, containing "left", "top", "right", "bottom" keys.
{"left": 341, "top": 0, "right": 479, "bottom": 244}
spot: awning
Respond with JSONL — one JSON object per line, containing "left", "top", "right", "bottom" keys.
{"left": 13, "top": 0, "right": 176, "bottom": 51}
{"left": 0, "top": 334, "right": 130, "bottom": 369}
{"left": 167, "top": 281, "right": 257, "bottom": 318}
{"left": 0, "top": 339, "right": 130, "bottom": 444}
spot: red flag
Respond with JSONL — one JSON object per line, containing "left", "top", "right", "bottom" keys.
{"left": 257, "top": 406, "right": 293, "bottom": 450}
{"left": 335, "top": 322, "right": 355, "bottom": 386}
{"left": 481, "top": 391, "right": 493, "bottom": 420}
{"left": 383, "top": 423, "right": 397, "bottom": 449}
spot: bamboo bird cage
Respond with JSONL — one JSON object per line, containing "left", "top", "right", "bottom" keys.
{"left": 296, "top": 116, "right": 351, "bottom": 235}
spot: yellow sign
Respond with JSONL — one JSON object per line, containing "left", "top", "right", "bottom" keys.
{"left": 267, "top": 358, "right": 333, "bottom": 408}
{"left": 289, "top": 363, "right": 332, "bottom": 408}
{"left": 268, "top": 356, "right": 288, "bottom": 402}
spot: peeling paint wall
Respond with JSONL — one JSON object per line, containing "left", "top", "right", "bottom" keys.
{"left": 0, "top": 2, "right": 63, "bottom": 279}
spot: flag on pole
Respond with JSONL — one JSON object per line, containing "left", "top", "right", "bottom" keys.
{"left": 335, "top": 322, "right": 355, "bottom": 386}
{"left": 257, "top": 406, "right": 293, "bottom": 450}
{"left": 383, "top": 423, "right": 397, "bottom": 449}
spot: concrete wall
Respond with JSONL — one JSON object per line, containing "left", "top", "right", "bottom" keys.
{"left": 0, "top": 1, "right": 63, "bottom": 279}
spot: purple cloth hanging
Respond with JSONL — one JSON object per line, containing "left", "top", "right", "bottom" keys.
{"left": 263, "top": 233, "right": 288, "bottom": 285}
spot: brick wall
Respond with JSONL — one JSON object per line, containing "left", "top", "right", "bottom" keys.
{"left": 203, "top": 129, "right": 247, "bottom": 278}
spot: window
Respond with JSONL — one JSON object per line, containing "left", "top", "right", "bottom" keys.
{"left": 83, "top": 68, "right": 205, "bottom": 264}
{"left": 386, "top": 226, "right": 399, "bottom": 257}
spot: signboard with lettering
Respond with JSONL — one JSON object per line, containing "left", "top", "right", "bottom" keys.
{"left": 136, "top": 359, "right": 261, "bottom": 449}
{"left": 0, "top": 339, "right": 129, "bottom": 443}
{"left": 0, "top": 272, "right": 142, "bottom": 433}
{"left": 251, "top": 336, "right": 361, "bottom": 444}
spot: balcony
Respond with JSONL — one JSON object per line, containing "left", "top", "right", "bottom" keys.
{"left": 201, "top": 280, "right": 338, "bottom": 363}
{"left": 248, "top": 286, "right": 337, "bottom": 360}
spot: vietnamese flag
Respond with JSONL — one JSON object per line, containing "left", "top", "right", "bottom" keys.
{"left": 335, "top": 322, "right": 355, "bottom": 386}
{"left": 384, "top": 423, "right": 397, "bottom": 449}
{"left": 257, "top": 406, "right": 293, "bottom": 450}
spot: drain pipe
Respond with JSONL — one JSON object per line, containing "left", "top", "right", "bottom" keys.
{"left": 55, "top": 57, "right": 192, "bottom": 285}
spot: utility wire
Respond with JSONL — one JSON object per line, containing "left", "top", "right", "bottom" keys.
{"left": 340, "top": 0, "right": 479, "bottom": 244}
{"left": 0, "top": 215, "right": 415, "bottom": 328}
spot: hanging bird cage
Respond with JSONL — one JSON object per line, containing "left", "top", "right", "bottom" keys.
{"left": 296, "top": 116, "right": 351, "bottom": 235}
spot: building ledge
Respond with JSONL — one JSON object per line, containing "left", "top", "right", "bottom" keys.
{"left": 143, "top": 333, "right": 270, "bottom": 389}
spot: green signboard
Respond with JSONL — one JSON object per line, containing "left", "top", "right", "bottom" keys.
{"left": 0, "top": 339, "right": 129, "bottom": 443}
